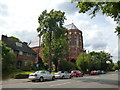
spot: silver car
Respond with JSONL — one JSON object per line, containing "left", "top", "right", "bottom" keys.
{"left": 28, "top": 71, "right": 55, "bottom": 82}
{"left": 55, "top": 71, "right": 71, "bottom": 79}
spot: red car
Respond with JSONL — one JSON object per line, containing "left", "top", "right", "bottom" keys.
{"left": 89, "top": 70, "right": 99, "bottom": 75}
{"left": 71, "top": 70, "right": 84, "bottom": 77}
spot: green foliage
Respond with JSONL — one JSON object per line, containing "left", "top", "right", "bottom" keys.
{"left": 112, "top": 63, "right": 119, "bottom": 70}
{"left": 71, "top": 1, "right": 120, "bottom": 35}
{"left": 117, "top": 61, "right": 120, "bottom": 69}
{"left": 89, "top": 51, "right": 113, "bottom": 70}
{"left": 76, "top": 51, "right": 113, "bottom": 73}
{"left": 8, "top": 36, "right": 20, "bottom": 42}
{"left": 22, "top": 60, "right": 33, "bottom": 71}
{"left": 58, "top": 60, "right": 76, "bottom": 72}
{"left": 76, "top": 52, "right": 89, "bottom": 73}
{"left": 37, "top": 9, "right": 67, "bottom": 72}
{"left": 106, "top": 63, "right": 114, "bottom": 71}
{"left": 1, "top": 42, "right": 17, "bottom": 77}
{"left": 10, "top": 71, "right": 33, "bottom": 78}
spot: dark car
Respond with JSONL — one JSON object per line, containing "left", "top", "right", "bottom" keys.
{"left": 71, "top": 70, "right": 84, "bottom": 77}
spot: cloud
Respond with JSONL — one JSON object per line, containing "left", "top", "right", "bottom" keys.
{"left": 84, "top": 31, "right": 107, "bottom": 50}
{"left": 11, "top": 30, "right": 38, "bottom": 43}
{"left": 0, "top": 3, "right": 9, "bottom": 16}
{"left": 57, "top": 2, "right": 79, "bottom": 15}
{"left": 0, "top": 0, "right": 118, "bottom": 63}
{"left": 105, "top": 16, "right": 117, "bottom": 25}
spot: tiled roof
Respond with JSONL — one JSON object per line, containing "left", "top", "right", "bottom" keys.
{"left": 2, "top": 35, "right": 36, "bottom": 54}
{"left": 65, "top": 23, "right": 78, "bottom": 30}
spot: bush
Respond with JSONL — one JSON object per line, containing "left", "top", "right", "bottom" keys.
{"left": 58, "top": 60, "right": 76, "bottom": 72}
{"left": 10, "top": 71, "right": 34, "bottom": 79}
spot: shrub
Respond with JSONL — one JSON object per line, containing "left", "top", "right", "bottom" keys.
{"left": 58, "top": 60, "right": 76, "bottom": 72}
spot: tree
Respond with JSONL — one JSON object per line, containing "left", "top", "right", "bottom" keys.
{"left": 71, "top": 1, "right": 120, "bottom": 35}
{"left": 76, "top": 51, "right": 113, "bottom": 73}
{"left": 117, "top": 61, "right": 120, "bottom": 69}
{"left": 8, "top": 36, "right": 20, "bottom": 42}
{"left": 37, "top": 9, "right": 66, "bottom": 72}
{"left": 58, "top": 60, "right": 76, "bottom": 72}
{"left": 89, "top": 51, "right": 113, "bottom": 71}
{"left": 1, "top": 42, "right": 17, "bottom": 78}
{"left": 76, "top": 52, "right": 89, "bottom": 73}
{"left": 51, "top": 29, "right": 68, "bottom": 72}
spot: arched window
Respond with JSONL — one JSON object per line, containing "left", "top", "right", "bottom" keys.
{"left": 71, "top": 34, "right": 74, "bottom": 46}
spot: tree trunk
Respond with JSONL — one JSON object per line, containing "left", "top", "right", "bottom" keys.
{"left": 49, "top": 32, "right": 52, "bottom": 73}
{"left": 55, "top": 62, "right": 58, "bottom": 72}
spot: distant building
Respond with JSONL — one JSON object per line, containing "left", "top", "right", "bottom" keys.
{"left": 31, "top": 23, "right": 84, "bottom": 63}
{"left": 32, "top": 46, "right": 43, "bottom": 64}
{"left": 65, "top": 23, "right": 84, "bottom": 63}
{"left": 2, "top": 35, "right": 37, "bottom": 69}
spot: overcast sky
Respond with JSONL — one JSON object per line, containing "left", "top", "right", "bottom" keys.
{"left": 0, "top": 0, "right": 118, "bottom": 63}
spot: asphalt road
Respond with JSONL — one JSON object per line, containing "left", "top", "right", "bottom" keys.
{"left": 2, "top": 72, "right": 119, "bottom": 88}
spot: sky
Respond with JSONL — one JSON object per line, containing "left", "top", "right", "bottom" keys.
{"left": 0, "top": 0, "right": 118, "bottom": 63}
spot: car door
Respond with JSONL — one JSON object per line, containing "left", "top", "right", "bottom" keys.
{"left": 64, "top": 71, "right": 69, "bottom": 78}
{"left": 40, "top": 71, "right": 48, "bottom": 79}
{"left": 46, "top": 71, "right": 52, "bottom": 79}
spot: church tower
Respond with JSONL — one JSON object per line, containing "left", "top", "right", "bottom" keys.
{"left": 65, "top": 23, "right": 84, "bottom": 63}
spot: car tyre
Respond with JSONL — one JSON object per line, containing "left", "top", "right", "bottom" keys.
{"left": 62, "top": 75, "right": 65, "bottom": 79}
{"left": 32, "top": 80, "right": 35, "bottom": 82}
{"left": 52, "top": 76, "right": 55, "bottom": 80}
{"left": 39, "top": 77, "right": 44, "bottom": 82}
{"left": 76, "top": 75, "right": 79, "bottom": 77}
{"left": 69, "top": 75, "right": 72, "bottom": 79}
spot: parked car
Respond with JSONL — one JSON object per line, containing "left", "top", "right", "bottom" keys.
{"left": 28, "top": 71, "right": 55, "bottom": 82}
{"left": 97, "top": 70, "right": 105, "bottom": 74}
{"left": 89, "top": 70, "right": 99, "bottom": 75}
{"left": 54, "top": 71, "right": 72, "bottom": 79}
{"left": 71, "top": 70, "right": 84, "bottom": 77}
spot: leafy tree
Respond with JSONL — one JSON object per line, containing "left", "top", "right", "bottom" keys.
{"left": 37, "top": 9, "right": 66, "bottom": 72}
{"left": 8, "top": 36, "right": 20, "bottom": 42}
{"left": 71, "top": 1, "right": 120, "bottom": 35}
{"left": 1, "top": 42, "right": 17, "bottom": 78}
{"left": 58, "top": 60, "right": 76, "bottom": 72}
{"left": 89, "top": 51, "right": 113, "bottom": 71}
{"left": 76, "top": 51, "right": 113, "bottom": 73}
{"left": 117, "top": 61, "right": 120, "bottom": 69}
{"left": 51, "top": 29, "right": 68, "bottom": 72}
{"left": 76, "top": 52, "right": 89, "bottom": 73}
{"left": 106, "top": 62, "right": 114, "bottom": 71}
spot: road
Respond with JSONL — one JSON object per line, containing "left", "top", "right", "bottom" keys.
{"left": 2, "top": 72, "right": 119, "bottom": 88}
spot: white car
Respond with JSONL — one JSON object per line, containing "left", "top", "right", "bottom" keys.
{"left": 55, "top": 71, "right": 71, "bottom": 79}
{"left": 28, "top": 71, "right": 55, "bottom": 82}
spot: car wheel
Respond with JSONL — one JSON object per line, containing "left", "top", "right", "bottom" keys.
{"left": 69, "top": 75, "right": 72, "bottom": 79}
{"left": 76, "top": 75, "right": 78, "bottom": 77}
{"left": 39, "top": 77, "right": 44, "bottom": 82}
{"left": 52, "top": 76, "right": 55, "bottom": 80}
{"left": 32, "top": 80, "right": 35, "bottom": 82}
{"left": 62, "top": 75, "right": 65, "bottom": 79}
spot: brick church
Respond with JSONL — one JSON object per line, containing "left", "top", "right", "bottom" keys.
{"left": 32, "top": 23, "right": 84, "bottom": 63}
{"left": 65, "top": 23, "right": 84, "bottom": 63}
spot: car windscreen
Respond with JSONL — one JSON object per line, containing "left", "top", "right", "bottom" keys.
{"left": 71, "top": 71, "right": 81, "bottom": 73}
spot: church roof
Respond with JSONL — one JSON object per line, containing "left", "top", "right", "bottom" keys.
{"left": 65, "top": 23, "right": 78, "bottom": 30}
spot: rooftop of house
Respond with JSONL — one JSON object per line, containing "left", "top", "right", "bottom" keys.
{"left": 65, "top": 23, "right": 79, "bottom": 30}
{"left": 2, "top": 35, "right": 36, "bottom": 54}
